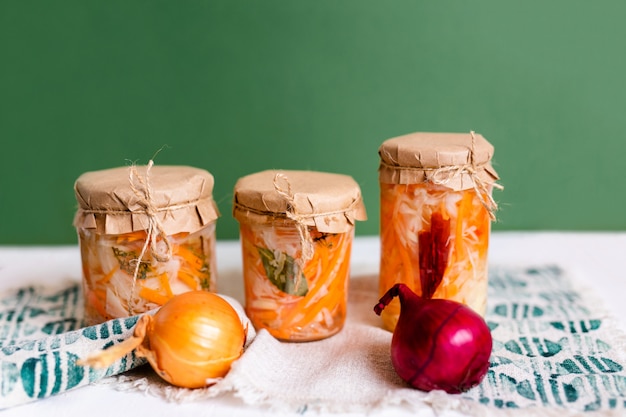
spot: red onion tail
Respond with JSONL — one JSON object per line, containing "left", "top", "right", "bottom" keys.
{"left": 374, "top": 284, "right": 403, "bottom": 315}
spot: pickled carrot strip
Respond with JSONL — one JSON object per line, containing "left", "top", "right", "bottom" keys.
{"left": 281, "top": 246, "right": 342, "bottom": 323}
{"left": 302, "top": 259, "right": 320, "bottom": 279}
{"left": 158, "top": 272, "right": 173, "bottom": 298}
{"left": 175, "top": 244, "right": 205, "bottom": 272}
{"left": 115, "top": 230, "right": 147, "bottom": 244}
{"left": 138, "top": 286, "right": 171, "bottom": 305}
{"left": 96, "top": 264, "right": 119, "bottom": 286}
{"left": 177, "top": 270, "right": 199, "bottom": 290}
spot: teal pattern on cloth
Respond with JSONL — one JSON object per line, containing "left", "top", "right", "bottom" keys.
{"left": 0, "top": 284, "right": 145, "bottom": 409}
{"left": 1, "top": 265, "right": 626, "bottom": 414}
{"left": 461, "top": 265, "right": 626, "bottom": 412}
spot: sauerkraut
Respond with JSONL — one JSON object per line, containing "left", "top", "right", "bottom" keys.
{"left": 79, "top": 224, "right": 217, "bottom": 325}
{"left": 379, "top": 183, "right": 491, "bottom": 331}
{"left": 240, "top": 220, "right": 353, "bottom": 341}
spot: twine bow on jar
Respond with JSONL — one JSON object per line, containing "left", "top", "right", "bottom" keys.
{"left": 379, "top": 131, "right": 503, "bottom": 221}
{"left": 427, "top": 132, "right": 503, "bottom": 220}
{"left": 127, "top": 160, "right": 173, "bottom": 314}
{"left": 272, "top": 173, "right": 315, "bottom": 265}
{"left": 128, "top": 160, "right": 173, "bottom": 262}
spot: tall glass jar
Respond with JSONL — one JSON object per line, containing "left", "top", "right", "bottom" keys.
{"left": 233, "top": 170, "right": 367, "bottom": 342}
{"left": 378, "top": 132, "right": 501, "bottom": 331}
{"left": 73, "top": 162, "right": 220, "bottom": 325}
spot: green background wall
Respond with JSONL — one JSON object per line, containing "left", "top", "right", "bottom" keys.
{"left": 1, "top": 1, "right": 625, "bottom": 245}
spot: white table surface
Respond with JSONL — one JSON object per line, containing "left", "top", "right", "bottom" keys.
{"left": 1, "top": 232, "right": 625, "bottom": 417}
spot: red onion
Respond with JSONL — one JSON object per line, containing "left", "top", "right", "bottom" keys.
{"left": 374, "top": 283, "right": 492, "bottom": 394}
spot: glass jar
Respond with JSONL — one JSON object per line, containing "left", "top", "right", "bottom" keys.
{"left": 74, "top": 163, "right": 220, "bottom": 325}
{"left": 233, "top": 170, "right": 367, "bottom": 342}
{"left": 378, "top": 132, "right": 501, "bottom": 331}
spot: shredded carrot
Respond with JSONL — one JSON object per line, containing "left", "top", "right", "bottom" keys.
{"left": 379, "top": 183, "right": 491, "bottom": 329}
{"left": 175, "top": 244, "right": 205, "bottom": 271}
{"left": 115, "top": 230, "right": 147, "bottom": 244}
{"left": 280, "top": 237, "right": 344, "bottom": 325}
{"left": 287, "top": 243, "right": 351, "bottom": 328}
{"left": 138, "top": 286, "right": 171, "bottom": 306}
{"left": 241, "top": 223, "right": 352, "bottom": 341}
{"left": 157, "top": 272, "right": 174, "bottom": 298}
{"left": 96, "top": 265, "right": 119, "bottom": 286}
{"left": 79, "top": 226, "right": 216, "bottom": 325}
{"left": 177, "top": 269, "right": 200, "bottom": 290}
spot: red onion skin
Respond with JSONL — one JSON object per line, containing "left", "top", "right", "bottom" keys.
{"left": 375, "top": 284, "right": 492, "bottom": 394}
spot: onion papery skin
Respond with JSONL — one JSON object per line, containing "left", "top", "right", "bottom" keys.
{"left": 144, "top": 291, "right": 246, "bottom": 389}
{"left": 376, "top": 284, "right": 492, "bottom": 394}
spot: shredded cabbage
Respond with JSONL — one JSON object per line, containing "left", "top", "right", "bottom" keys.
{"left": 240, "top": 221, "right": 353, "bottom": 341}
{"left": 78, "top": 224, "right": 217, "bottom": 325}
{"left": 379, "top": 183, "right": 491, "bottom": 331}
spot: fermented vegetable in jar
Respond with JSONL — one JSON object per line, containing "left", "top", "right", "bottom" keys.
{"left": 378, "top": 132, "right": 501, "bottom": 331}
{"left": 233, "top": 170, "right": 367, "bottom": 342}
{"left": 73, "top": 162, "right": 220, "bottom": 325}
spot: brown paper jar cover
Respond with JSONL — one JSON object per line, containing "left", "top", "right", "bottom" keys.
{"left": 232, "top": 169, "right": 367, "bottom": 233}
{"left": 378, "top": 132, "right": 499, "bottom": 190}
{"left": 73, "top": 165, "right": 220, "bottom": 235}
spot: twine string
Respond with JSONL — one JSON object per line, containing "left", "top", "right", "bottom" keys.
{"left": 127, "top": 160, "right": 173, "bottom": 315}
{"left": 380, "top": 131, "right": 503, "bottom": 220}
{"left": 272, "top": 173, "right": 315, "bottom": 265}
{"left": 430, "top": 131, "right": 502, "bottom": 220}
{"left": 232, "top": 199, "right": 361, "bottom": 220}
{"left": 429, "top": 163, "right": 502, "bottom": 221}
{"left": 80, "top": 199, "right": 208, "bottom": 215}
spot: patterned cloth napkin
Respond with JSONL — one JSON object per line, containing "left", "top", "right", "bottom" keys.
{"left": 2, "top": 265, "right": 626, "bottom": 415}
{"left": 0, "top": 284, "right": 142, "bottom": 408}
{"left": 0, "top": 285, "right": 253, "bottom": 409}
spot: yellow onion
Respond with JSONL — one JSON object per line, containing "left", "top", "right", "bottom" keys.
{"left": 79, "top": 291, "right": 247, "bottom": 389}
